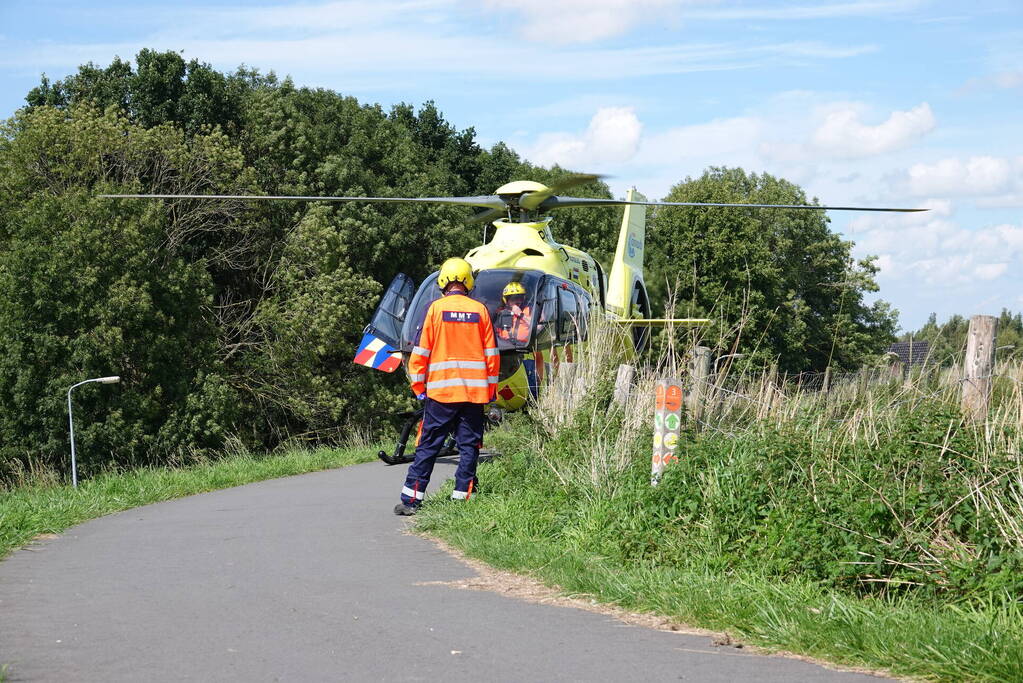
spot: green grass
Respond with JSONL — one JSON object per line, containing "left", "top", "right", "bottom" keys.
{"left": 0, "top": 445, "right": 377, "bottom": 560}
{"left": 413, "top": 419, "right": 1023, "bottom": 682}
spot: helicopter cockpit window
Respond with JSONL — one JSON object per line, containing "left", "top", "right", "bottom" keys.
{"left": 472, "top": 269, "right": 543, "bottom": 350}
{"left": 399, "top": 269, "right": 545, "bottom": 352}
{"left": 558, "top": 287, "right": 581, "bottom": 342}
{"left": 400, "top": 272, "right": 442, "bottom": 351}
{"left": 575, "top": 289, "right": 591, "bottom": 341}
{"left": 366, "top": 272, "right": 415, "bottom": 349}
{"left": 533, "top": 279, "right": 559, "bottom": 349}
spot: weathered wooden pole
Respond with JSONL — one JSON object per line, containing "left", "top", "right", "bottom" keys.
{"left": 687, "top": 346, "right": 712, "bottom": 420}
{"left": 613, "top": 363, "right": 635, "bottom": 406}
{"left": 758, "top": 364, "right": 779, "bottom": 420}
{"left": 962, "top": 315, "right": 998, "bottom": 422}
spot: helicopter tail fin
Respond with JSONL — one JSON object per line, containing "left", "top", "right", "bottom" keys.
{"left": 605, "top": 188, "right": 649, "bottom": 320}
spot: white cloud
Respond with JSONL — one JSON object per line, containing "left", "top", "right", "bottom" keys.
{"left": 683, "top": 0, "right": 925, "bottom": 21}
{"left": 899, "top": 155, "right": 1023, "bottom": 199}
{"left": 526, "top": 106, "right": 643, "bottom": 168}
{"left": 481, "top": 0, "right": 681, "bottom": 44}
{"left": 198, "top": 0, "right": 453, "bottom": 34}
{"left": 639, "top": 116, "right": 764, "bottom": 164}
{"left": 753, "top": 100, "right": 937, "bottom": 168}
{"left": 0, "top": 0, "right": 882, "bottom": 86}
{"left": 811, "top": 103, "right": 935, "bottom": 158}
{"left": 847, "top": 210, "right": 1023, "bottom": 289}
{"left": 974, "top": 262, "right": 1008, "bottom": 280}
{"left": 481, "top": 0, "right": 922, "bottom": 42}
{"left": 525, "top": 96, "right": 946, "bottom": 202}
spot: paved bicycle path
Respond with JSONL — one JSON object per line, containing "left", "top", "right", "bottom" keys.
{"left": 0, "top": 459, "right": 885, "bottom": 682}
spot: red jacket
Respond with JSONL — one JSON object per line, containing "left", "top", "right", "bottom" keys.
{"left": 409, "top": 293, "right": 500, "bottom": 403}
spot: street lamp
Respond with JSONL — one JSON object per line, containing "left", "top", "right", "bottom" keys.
{"left": 67, "top": 376, "right": 120, "bottom": 488}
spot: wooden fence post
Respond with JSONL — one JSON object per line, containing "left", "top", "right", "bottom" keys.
{"left": 962, "top": 315, "right": 998, "bottom": 422}
{"left": 613, "top": 363, "right": 635, "bottom": 407}
{"left": 758, "top": 364, "right": 779, "bottom": 420}
{"left": 687, "top": 346, "right": 712, "bottom": 421}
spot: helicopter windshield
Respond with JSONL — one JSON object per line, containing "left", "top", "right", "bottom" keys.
{"left": 400, "top": 269, "right": 545, "bottom": 351}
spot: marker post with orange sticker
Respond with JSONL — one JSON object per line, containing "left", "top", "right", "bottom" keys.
{"left": 651, "top": 378, "right": 684, "bottom": 485}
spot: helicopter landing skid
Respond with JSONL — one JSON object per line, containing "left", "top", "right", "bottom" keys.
{"left": 376, "top": 408, "right": 478, "bottom": 466}
{"left": 375, "top": 408, "right": 470, "bottom": 465}
{"left": 377, "top": 409, "right": 423, "bottom": 465}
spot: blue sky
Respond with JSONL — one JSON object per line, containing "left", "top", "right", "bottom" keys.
{"left": 1, "top": 0, "right": 1020, "bottom": 331}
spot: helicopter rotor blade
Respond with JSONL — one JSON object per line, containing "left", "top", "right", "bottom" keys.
{"left": 100, "top": 183, "right": 929, "bottom": 215}
{"left": 101, "top": 193, "right": 509, "bottom": 210}
{"left": 535, "top": 196, "right": 928, "bottom": 213}
{"left": 517, "top": 173, "right": 603, "bottom": 211}
{"left": 467, "top": 207, "right": 507, "bottom": 225}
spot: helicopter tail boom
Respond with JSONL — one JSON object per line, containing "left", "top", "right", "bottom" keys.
{"left": 605, "top": 188, "right": 648, "bottom": 319}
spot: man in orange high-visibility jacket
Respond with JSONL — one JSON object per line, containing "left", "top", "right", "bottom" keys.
{"left": 395, "top": 257, "right": 500, "bottom": 515}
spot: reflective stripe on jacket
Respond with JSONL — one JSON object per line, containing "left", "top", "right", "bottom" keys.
{"left": 409, "top": 293, "right": 500, "bottom": 403}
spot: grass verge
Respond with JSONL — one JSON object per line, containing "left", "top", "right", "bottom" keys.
{"left": 410, "top": 317, "right": 1023, "bottom": 680}
{"left": 0, "top": 445, "right": 377, "bottom": 560}
{"left": 417, "top": 442, "right": 1022, "bottom": 681}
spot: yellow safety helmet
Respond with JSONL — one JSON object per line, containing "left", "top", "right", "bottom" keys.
{"left": 502, "top": 282, "right": 526, "bottom": 300}
{"left": 437, "top": 257, "right": 474, "bottom": 292}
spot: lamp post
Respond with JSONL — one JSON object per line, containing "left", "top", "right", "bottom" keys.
{"left": 67, "top": 376, "right": 120, "bottom": 488}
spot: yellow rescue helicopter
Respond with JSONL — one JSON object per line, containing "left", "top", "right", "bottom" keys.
{"left": 105, "top": 173, "right": 923, "bottom": 463}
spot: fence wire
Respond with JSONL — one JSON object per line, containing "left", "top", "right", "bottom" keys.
{"left": 682, "top": 366, "right": 1016, "bottom": 428}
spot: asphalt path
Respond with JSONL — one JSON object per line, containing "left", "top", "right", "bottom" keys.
{"left": 0, "top": 458, "right": 887, "bottom": 682}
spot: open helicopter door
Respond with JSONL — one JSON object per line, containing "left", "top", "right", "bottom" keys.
{"left": 353, "top": 273, "right": 414, "bottom": 373}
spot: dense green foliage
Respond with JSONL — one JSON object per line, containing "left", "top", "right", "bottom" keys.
{"left": 902, "top": 309, "right": 1023, "bottom": 366}
{"left": 2, "top": 51, "right": 893, "bottom": 481}
{"left": 0, "top": 51, "right": 618, "bottom": 481}
{"left": 649, "top": 168, "right": 897, "bottom": 372}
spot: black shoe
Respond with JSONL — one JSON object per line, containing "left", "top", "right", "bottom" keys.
{"left": 393, "top": 502, "right": 417, "bottom": 516}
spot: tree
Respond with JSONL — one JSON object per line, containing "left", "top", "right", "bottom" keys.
{"left": 4, "top": 51, "right": 640, "bottom": 481}
{"left": 26, "top": 50, "right": 250, "bottom": 136}
{"left": 0, "top": 104, "right": 248, "bottom": 478}
{"left": 902, "top": 310, "right": 1023, "bottom": 366}
{"left": 648, "top": 167, "right": 897, "bottom": 372}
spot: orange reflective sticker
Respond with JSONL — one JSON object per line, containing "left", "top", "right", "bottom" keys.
{"left": 655, "top": 384, "right": 665, "bottom": 409}
{"left": 666, "top": 385, "right": 682, "bottom": 411}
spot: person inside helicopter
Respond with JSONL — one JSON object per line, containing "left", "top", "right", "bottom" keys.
{"left": 495, "top": 281, "right": 533, "bottom": 344}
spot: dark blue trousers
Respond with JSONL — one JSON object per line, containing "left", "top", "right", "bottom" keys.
{"left": 400, "top": 398, "right": 484, "bottom": 506}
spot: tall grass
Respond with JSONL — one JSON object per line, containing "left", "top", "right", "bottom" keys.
{"left": 532, "top": 311, "right": 1023, "bottom": 599}
{"left": 417, "top": 313, "right": 1023, "bottom": 679}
